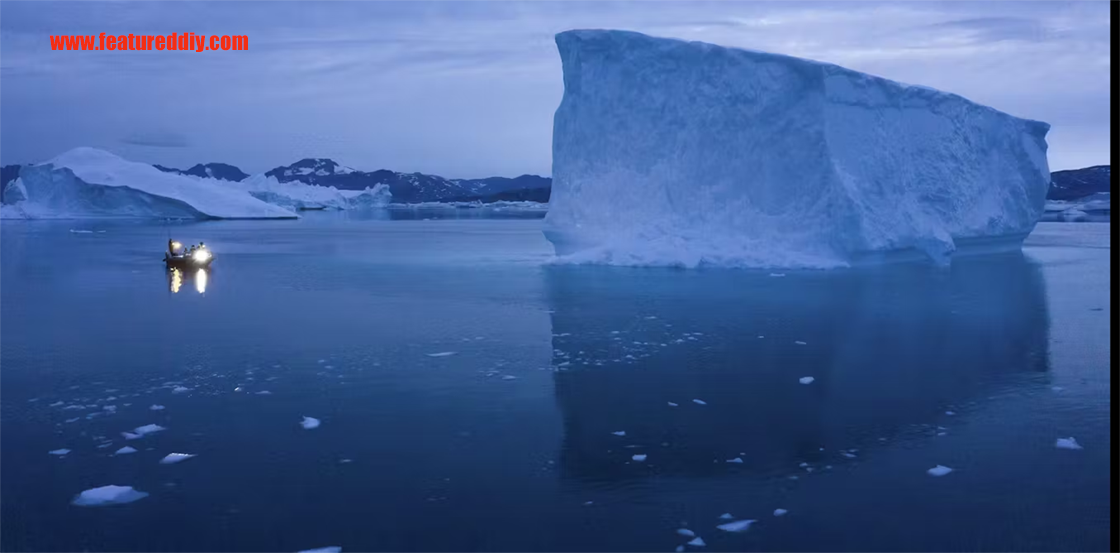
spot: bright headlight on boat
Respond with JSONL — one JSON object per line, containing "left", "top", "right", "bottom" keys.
{"left": 193, "top": 249, "right": 211, "bottom": 262}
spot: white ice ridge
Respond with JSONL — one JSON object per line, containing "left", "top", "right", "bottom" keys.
{"left": 544, "top": 30, "right": 1051, "bottom": 269}
{"left": 2, "top": 148, "right": 297, "bottom": 220}
{"left": 233, "top": 174, "right": 391, "bottom": 211}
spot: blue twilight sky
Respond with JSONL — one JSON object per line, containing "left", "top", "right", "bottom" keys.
{"left": 0, "top": 1, "right": 1110, "bottom": 177}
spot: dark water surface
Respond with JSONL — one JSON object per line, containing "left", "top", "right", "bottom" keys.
{"left": 1, "top": 216, "right": 1111, "bottom": 552}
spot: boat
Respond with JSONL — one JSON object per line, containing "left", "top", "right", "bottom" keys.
{"left": 164, "top": 241, "right": 214, "bottom": 269}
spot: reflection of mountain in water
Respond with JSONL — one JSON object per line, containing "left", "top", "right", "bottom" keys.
{"left": 545, "top": 253, "right": 1050, "bottom": 483}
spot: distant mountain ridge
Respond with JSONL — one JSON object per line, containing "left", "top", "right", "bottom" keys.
{"left": 154, "top": 162, "right": 249, "bottom": 182}
{"left": 1047, "top": 165, "right": 1111, "bottom": 201}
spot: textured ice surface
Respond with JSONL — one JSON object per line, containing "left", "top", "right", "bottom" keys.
{"left": 301, "top": 416, "right": 321, "bottom": 429}
{"left": 545, "top": 30, "right": 1051, "bottom": 268}
{"left": 71, "top": 485, "right": 149, "bottom": 506}
{"left": 159, "top": 453, "right": 197, "bottom": 464}
{"left": 235, "top": 174, "right": 390, "bottom": 211}
{"left": 717, "top": 519, "right": 757, "bottom": 532}
{"left": 3, "top": 148, "right": 297, "bottom": 220}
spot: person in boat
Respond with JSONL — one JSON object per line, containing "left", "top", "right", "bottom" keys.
{"left": 168, "top": 239, "right": 184, "bottom": 257}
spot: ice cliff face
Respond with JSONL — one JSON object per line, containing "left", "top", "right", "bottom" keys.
{"left": 545, "top": 30, "right": 1051, "bottom": 268}
{"left": 2, "top": 148, "right": 296, "bottom": 219}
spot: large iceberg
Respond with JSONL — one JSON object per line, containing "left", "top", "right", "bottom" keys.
{"left": 230, "top": 174, "right": 391, "bottom": 211}
{"left": 2, "top": 148, "right": 297, "bottom": 219}
{"left": 545, "top": 30, "right": 1051, "bottom": 268}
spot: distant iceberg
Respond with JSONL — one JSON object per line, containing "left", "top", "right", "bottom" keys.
{"left": 233, "top": 174, "right": 391, "bottom": 211}
{"left": 2, "top": 148, "right": 297, "bottom": 220}
{"left": 545, "top": 30, "right": 1051, "bottom": 268}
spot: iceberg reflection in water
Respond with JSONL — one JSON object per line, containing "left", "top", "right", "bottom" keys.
{"left": 545, "top": 252, "right": 1049, "bottom": 482}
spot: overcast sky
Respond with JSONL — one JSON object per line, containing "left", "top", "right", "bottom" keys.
{"left": 0, "top": 1, "right": 1110, "bottom": 176}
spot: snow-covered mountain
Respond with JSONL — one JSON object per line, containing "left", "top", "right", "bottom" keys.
{"left": 154, "top": 162, "right": 249, "bottom": 182}
{"left": 264, "top": 158, "right": 550, "bottom": 203}
{"left": 1048, "top": 165, "right": 1110, "bottom": 201}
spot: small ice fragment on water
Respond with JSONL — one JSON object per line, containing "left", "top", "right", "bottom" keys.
{"left": 1055, "top": 437, "right": 1083, "bottom": 450}
{"left": 788, "top": 475, "right": 799, "bottom": 480}
{"left": 676, "top": 547, "right": 685, "bottom": 553}
{"left": 757, "top": 335, "right": 764, "bottom": 338}
{"left": 612, "top": 431, "right": 626, "bottom": 436}
{"left": 841, "top": 452, "right": 856, "bottom": 459}
{"left": 134, "top": 424, "right": 165, "bottom": 435}
{"left": 501, "top": 375, "right": 517, "bottom": 381}
{"left": 234, "top": 387, "right": 243, "bottom": 392}
{"left": 426, "top": 352, "right": 457, "bottom": 358}
{"left": 65, "top": 417, "right": 81, "bottom": 423}
{"left": 676, "top": 528, "right": 695, "bottom": 537}
{"left": 71, "top": 485, "right": 149, "bottom": 506}
{"left": 300, "top": 416, "right": 321, "bottom": 429}
{"left": 799, "top": 377, "right": 815, "bottom": 385}
{"left": 1051, "top": 386, "right": 1064, "bottom": 392}
{"left": 632, "top": 454, "right": 647, "bottom": 462}
{"left": 794, "top": 341, "right": 807, "bottom": 345}
{"left": 159, "top": 453, "right": 196, "bottom": 464}
{"left": 798, "top": 462, "right": 809, "bottom": 468}
{"left": 927, "top": 465, "right": 953, "bottom": 476}
{"left": 687, "top": 537, "right": 706, "bottom": 547}
{"left": 49, "top": 401, "right": 64, "bottom": 407}
{"left": 339, "top": 459, "right": 352, "bottom": 464}
{"left": 937, "top": 432, "right": 947, "bottom": 436}
{"left": 297, "top": 547, "right": 341, "bottom": 553}
{"left": 171, "top": 386, "right": 189, "bottom": 394}
{"left": 317, "top": 359, "right": 326, "bottom": 364}
{"left": 769, "top": 273, "right": 785, "bottom": 277}
{"left": 716, "top": 520, "right": 756, "bottom": 532}
{"left": 115, "top": 446, "right": 137, "bottom": 455}
{"left": 718, "top": 513, "right": 734, "bottom": 520}
{"left": 692, "top": 399, "right": 707, "bottom": 405}
{"left": 49, "top": 449, "right": 71, "bottom": 455}
{"left": 122, "top": 432, "right": 141, "bottom": 440}
{"left": 726, "top": 457, "right": 743, "bottom": 464}
{"left": 69, "top": 229, "right": 94, "bottom": 234}
{"left": 773, "top": 508, "right": 788, "bottom": 516}
{"left": 945, "top": 410, "right": 956, "bottom": 416}
{"left": 150, "top": 404, "right": 165, "bottom": 410}
{"left": 583, "top": 500, "right": 594, "bottom": 506}
{"left": 667, "top": 402, "right": 678, "bottom": 407}
{"left": 255, "top": 391, "right": 272, "bottom": 395}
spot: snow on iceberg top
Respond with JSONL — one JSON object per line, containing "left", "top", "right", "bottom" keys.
{"left": 546, "top": 30, "right": 1051, "bottom": 268}
{"left": 42, "top": 147, "right": 297, "bottom": 219}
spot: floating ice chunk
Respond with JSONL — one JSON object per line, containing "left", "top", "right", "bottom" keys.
{"left": 49, "top": 401, "right": 65, "bottom": 407}
{"left": 150, "top": 404, "right": 165, "bottom": 410}
{"left": 171, "top": 386, "right": 190, "bottom": 394}
{"left": 1055, "top": 437, "right": 1083, "bottom": 450}
{"left": 718, "top": 513, "right": 734, "bottom": 520}
{"left": 1051, "top": 386, "right": 1064, "bottom": 392}
{"left": 121, "top": 432, "right": 141, "bottom": 440}
{"left": 794, "top": 341, "right": 808, "bottom": 346}
{"left": 426, "top": 352, "right": 457, "bottom": 358}
{"left": 717, "top": 519, "right": 756, "bottom": 533}
{"left": 945, "top": 410, "right": 956, "bottom": 416}
{"left": 115, "top": 446, "right": 137, "bottom": 455}
{"left": 49, "top": 449, "right": 71, "bottom": 455}
{"left": 676, "top": 528, "right": 695, "bottom": 537}
{"left": 501, "top": 375, "right": 518, "bottom": 381}
{"left": 773, "top": 509, "right": 788, "bottom": 516}
{"left": 69, "top": 229, "right": 94, "bottom": 234}
{"left": 798, "top": 462, "right": 809, "bottom": 468}
{"left": 667, "top": 402, "right": 678, "bottom": 407}
{"left": 234, "top": 387, "right": 244, "bottom": 392}
{"left": 726, "top": 457, "right": 744, "bottom": 464}
{"left": 676, "top": 547, "right": 685, "bottom": 553}
{"left": 841, "top": 452, "right": 857, "bottom": 459}
{"left": 159, "top": 453, "right": 196, "bottom": 464}
{"left": 799, "top": 377, "right": 815, "bottom": 385}
{"left": 134, "top": 424, "right": 165, "bottom": 435}
{"left": 255, "top": 391, "right": 273, "bottom": 395}
{"left": 692, "top": 399, "right": 707, "bottom": 405}
{"left": 927, "top": 465, "right": 953, "bottom": 476}
{"left": 71, "top": 485, "right": 149, "bottom": 506}
{"left": 65, "top": 417, "right": 81, "bottom": 423}
{"left": 612, "top": 431, "right": 626, "bottom": 436}
{"left": 300, "top": 416, "right": 321, "bottom": 429}
{"left": 632, "top": 454, "right": 647, "bottom": 462}
{"left": 770, "top": 273, "right": 786, "bottom": 277}
{"left": 297, "top": 547, "right": 341, "bottom": 553}
{"left": 686, "top": 537, "right": 706, "bottom": 547}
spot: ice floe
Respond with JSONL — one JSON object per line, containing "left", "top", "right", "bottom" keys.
{"left": 799, "top": 377, "right": 815, "bottom": 385}
{"left": 122, "top": 424, "right": 165, "bottom": 439}
{"left": 159, "top": 453, "right": 197, "bottom": 464}
{"left": 71, "top": 485, "right": 149, "bottom": 506}
{"left": 676, "top": 529, "right": 695, "bottom": 537}
{"left": 115, "top": 446, "right": 137, "bottom": 455}
{"left": 686, "top": 537, "right": 706, "bottom": 547}
{"left": 426, "top": 352, "right": 457, "bottom": 358}
{"left": 632, "top": 454, "right": 647, "bottom": 462}
{"left": 297, "top": 547, "right": 342, "bottom": 553}
{"left": 612, "top": 431, "right": 626, "bottom": 436}
{"left": 716, "top": 519, "right": 756, "bottom": 532}
{"left": 927, "top": 465, "right": 953, "bottom": 476}
{"left": 49, "top": 448, "right": 71, "bottom": 455}
{"left": 1055, "top": 437, "right": 1083, "bottom": 450}
{"left": 171, "top": 386, "right": 190, "bottom": 394}
{"left": 301, "top": 416, "right": 321, "bottom": 429}
{"left": 718, "top": 513, "right": 734, "bottom": 520}
{"left": 149, "top": 404, "right": 165, "bottom": 410}
{"left": 692, "top": 399, "right": 707, "bottom": 405}
{"left": 667, "top": 402, "right": 679, "bottom": 407}
{"left": 726, "top": 457, "right": 744, "bottom": 464}
{"left": 794, "top": 341, "right": 808, "bottom": 345}
{"left": 255, "top": 391, "right": 273, "bottom": 395}
{"left": 773, "top": 508, "right": 788, "bottom": 516}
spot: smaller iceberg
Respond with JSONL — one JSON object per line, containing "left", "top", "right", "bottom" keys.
{"left": 71, "top": 485, "right": 149, "bottom": 507}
